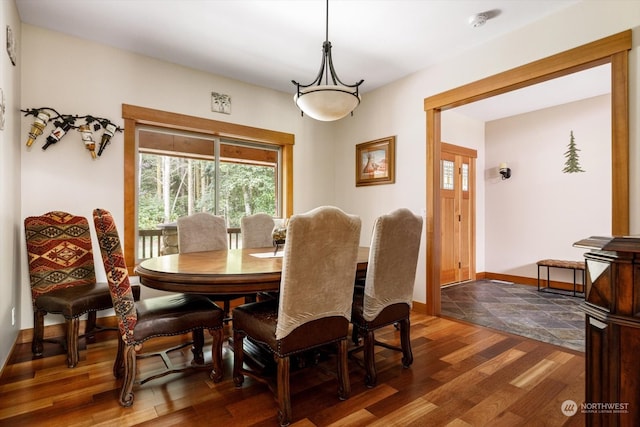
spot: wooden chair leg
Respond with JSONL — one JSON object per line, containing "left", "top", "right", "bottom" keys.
{"left": 276, "top": 355, "right": 291, "bottom": 427}
{"left": 399, "top": 319, "right": 413, "bottom": 368}
{"left": 336, "top": 339, "right": 350, "bottom": 400}
{"left": 119, "top": 345, "right": 137, "bottom": 407}
{"left": 32, "top": 310, "right": 45, "bottom": 356}
{"left": 113, "top": 337, "right": 125, "bottom": 378}
{"left": 191, "top": 329, "right": 205, "bottom": 365}
{"left": 363, "top": 329, "right": 377, "bottom": 388}
{"left": 233, "top": 330, "right": 245, "bottom": 387}
{"left": 209, "top": 328, "right": 223, "bottom": 383}
{"left": 85, "top": 311, "right": 98, "bottom": 343}
{"left": 351, "top": 324, "right": 360, "bottom": 345}
{"left": 66, "top": 318, "right": 80, "bottom": 368}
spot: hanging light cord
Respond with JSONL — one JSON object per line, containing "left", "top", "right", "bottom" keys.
{"left": 325, "top": 0, "right": 329, "bottom": 43}
{"left": 292, "top": 0, "right": 363, "bottom": 90}
{"left": 323, "top": 0, "right": 329, "bottom": 84}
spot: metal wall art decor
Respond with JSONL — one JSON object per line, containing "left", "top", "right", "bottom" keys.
{"left": 563, "top": 130, "right": 585, "bottom": 173}
{"left": 6, "top": 25, "right": 16, "bottom": 66}
{"left": 0, "top": 88, "right": 5, "bottom": 130}
{"left": 211, "top": 92, "right": 231, "bottom": 114}
{"left": 355, "top": 136, "right": 396, "bottom": 187}
{"left": 21, "top": 107, "right": 122, "bottom": 159}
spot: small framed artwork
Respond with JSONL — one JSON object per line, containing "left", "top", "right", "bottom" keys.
{"left": 355, "top": 136, "right": 395, "bottom": 187}
{"left": 211, "top": 92, "right": 231, "bottom": 114}
{"left": 6, "top": 25, "right": 16, "bottom": 66}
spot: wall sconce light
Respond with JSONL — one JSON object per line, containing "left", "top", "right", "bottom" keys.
{"left": 499, "top": 162, "right": 511, "bottom": 180}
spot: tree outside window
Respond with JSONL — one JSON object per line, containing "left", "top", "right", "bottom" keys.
{"left": 137, "top": 128, "right": 280, "bottom": 258}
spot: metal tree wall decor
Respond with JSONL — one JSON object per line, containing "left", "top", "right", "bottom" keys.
{"left": 563, "top": 130, "right": 585, "bottom": 173}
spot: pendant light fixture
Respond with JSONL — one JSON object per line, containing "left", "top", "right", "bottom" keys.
{"left": 292, "top": 0, "right": 364, "bottom": 121}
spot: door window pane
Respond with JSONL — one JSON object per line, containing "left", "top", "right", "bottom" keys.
{"left": 462, "top": 163, "right": 469, "bottom": 192}
{"left": 442, "top": 160, "right": 454, "bottom": 190}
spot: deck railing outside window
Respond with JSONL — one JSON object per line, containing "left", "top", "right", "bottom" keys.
{"left": 138, "top": 227, "right": 243, "bottom": 260}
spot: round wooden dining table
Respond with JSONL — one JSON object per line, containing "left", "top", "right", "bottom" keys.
{"left": 134, "top": 246, "right": 370, "bottom": 295}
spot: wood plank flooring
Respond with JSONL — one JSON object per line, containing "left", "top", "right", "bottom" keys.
{"left": 0, "top": 313, "right": 585, "bottom": 426}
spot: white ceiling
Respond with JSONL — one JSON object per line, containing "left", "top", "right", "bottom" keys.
{"left": 453, "top": 63, "right": 611, "bottom": 121}
{"left": 16, "top": 0, "right": 607, "bottom": 121}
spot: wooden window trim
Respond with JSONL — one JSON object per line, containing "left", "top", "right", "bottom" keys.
{"left": 122, "top": 104, "right": 294, "bottom": 275}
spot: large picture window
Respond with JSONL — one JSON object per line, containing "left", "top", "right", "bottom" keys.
{"left": 123, "top": 104, "right": 294, "bottom": 273}
{"left": 137, "top": 127, "right": 281, "bottom": 230}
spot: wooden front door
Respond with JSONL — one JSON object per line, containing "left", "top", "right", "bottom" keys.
{"left": 440, "top": 143, "right": 476, "bottom": 286}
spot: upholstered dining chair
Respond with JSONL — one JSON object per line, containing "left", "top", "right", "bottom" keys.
{"left": 24, "top": 210, "right": 140, "bottom": 368}
{"left": 241, "top": 213, "right": 277, "bottom": 300}
{"left": 240, "top": 212, "right": 275, "bottom": 248}
{"left": 350, "top": 208, "right": 423, "bottom": 388}
{"left": 177, "top": 212, "right": 252, "bottom": 318}
{"left": 232, "top": 206, "right": 361, "bottom": 427}
{"left": 177, "top": 212, "right": 228, "bottom": 253}
{"left": 93, "top": 208, "right": 225, "bottom": 407}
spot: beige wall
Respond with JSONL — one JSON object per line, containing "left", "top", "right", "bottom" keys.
{"left": 18, "top": 25, "right": 337, "bottom": 328}
{"left": 1, "top": 0, "right": 639, "bottom": 369}
{"left": 333, "top": 1, "right": 639, "bottom": 302}
{"left": 0, "top": 0, "right": 22, "bottom": 369}
{"left": 485, "top": 95, "right": 611, "bottom": 279}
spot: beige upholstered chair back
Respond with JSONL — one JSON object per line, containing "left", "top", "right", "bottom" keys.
{"left": 276, "top": 206, "right": 361, "bottom": 340}
{"left": 177, "top": 212, "right": 228, "bottom": 253}
{"left": 363, "top": 208, "right": 423, "bottom": 321}
{"left": 241, "top": 213, "right": 275, "bottom": 248}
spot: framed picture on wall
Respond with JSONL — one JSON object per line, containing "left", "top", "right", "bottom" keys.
{"left": 355, "top": 136, "right": 395, "bottom": 187}
{"left": 211, "top": 92, "right": 231, "bottom": 114}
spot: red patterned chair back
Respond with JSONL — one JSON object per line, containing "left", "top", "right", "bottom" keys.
{"left": 24, "top": 211, "right": 97, "bottom": 302}
{"left": 92, "top": 208, "right": 138, "bottom": 345}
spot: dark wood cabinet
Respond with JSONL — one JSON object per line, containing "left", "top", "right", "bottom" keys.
{"left": 574, "top": 236, "right": 640, "bottom": 426}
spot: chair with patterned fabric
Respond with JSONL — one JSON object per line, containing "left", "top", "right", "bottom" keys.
{"left": 93, "top": 208, "right": 225, "bottom": 407}
{"left": 24, "top": 211, "right": 141, "bottom": 368}
{"left": 232, "top": 206, "right": 361, "bottom": 426}
{"left": 350, "top": 208, "right": 423, "bottom": 388}
{"left": 241, "top": 213, "right": 275, "bottom": 249}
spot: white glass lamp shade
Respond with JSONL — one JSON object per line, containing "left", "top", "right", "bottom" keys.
{"left": 294, "top": 85, "right": 361, "bottom": 121}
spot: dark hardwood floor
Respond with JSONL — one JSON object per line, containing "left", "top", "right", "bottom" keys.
{"left": 0, "top": 313, "right": 586, "bottom": 426}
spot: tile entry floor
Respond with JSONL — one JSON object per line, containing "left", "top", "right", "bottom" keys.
{"left": 441, "top": 279, "right": 585, "bottom": 352}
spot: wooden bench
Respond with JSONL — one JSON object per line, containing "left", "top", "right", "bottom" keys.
{"left": 537, "top": 259, "right": 586, "bottom": 297}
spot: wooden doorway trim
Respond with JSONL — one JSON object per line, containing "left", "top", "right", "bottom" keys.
{"left": 423, "top": 30, "right": 632, "bottom": 315}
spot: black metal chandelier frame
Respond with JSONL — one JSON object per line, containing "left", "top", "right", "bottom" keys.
{"left": 291, "top": 0, "right": 364, "bottom": 103}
